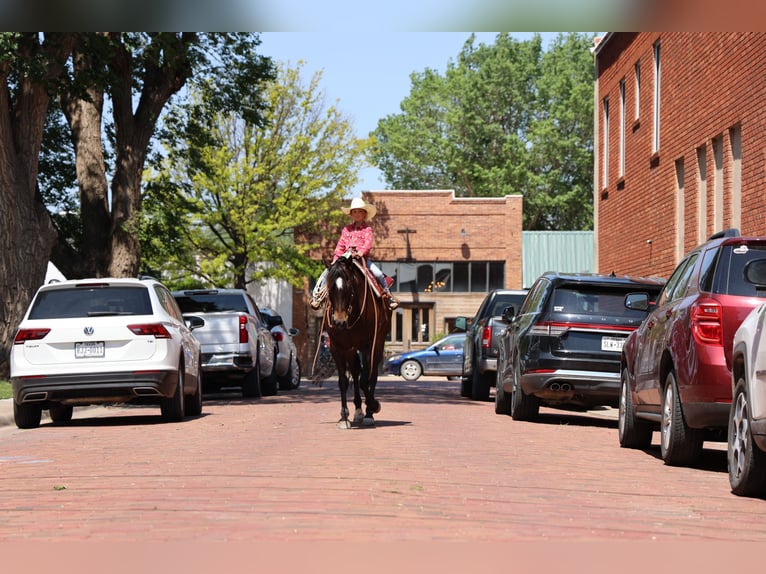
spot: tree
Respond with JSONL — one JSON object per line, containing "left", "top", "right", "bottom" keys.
{"left": 0, "top": 32, "right": 274, "bottom": 377}
{"left": 142, "top": 61, "right": 371, "bottom": 289}
{"left": 371, "top": 32, "right": 595, "bottom": 230}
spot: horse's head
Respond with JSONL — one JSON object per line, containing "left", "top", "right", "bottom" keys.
{"left": 326, "top": 255, "right": 364, "bottom": 328}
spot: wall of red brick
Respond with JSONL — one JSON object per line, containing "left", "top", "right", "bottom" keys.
{"left": 595, "top": 32, "right": 766, "bottom": 280}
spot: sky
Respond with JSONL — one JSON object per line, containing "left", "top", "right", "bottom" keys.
{"left": 259, "top": 32, "right": 558, "bottom": 195}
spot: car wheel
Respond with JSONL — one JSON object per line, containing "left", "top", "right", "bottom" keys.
{"left": 14, "top": 401, "right": 42, "bottom": 429}
{"left": 49, "top": 405, "right": 74, "bottom": 423}
{"left": 660, "top": 370, "right": 703, "bottom": 466}
{"left": 618, "top": 367, "right": 653, "bottom": 448}
{"left": 242, "top": 356, "right": 262, "bottom": 398}
{"left": 400, "top": 360, "right": 422, "bottom": 381}
{"left": 161, "top": 360, "right": 186, "bottom": 422}
{"left": 261, "top": 351, "right": 279, "bottom": 397}
{"left": 278, "top": 360, "right": 294, "bottom": 391}
{"left": 510, "top": 363, "right": 539, "bottom": 421}
{"left": 460, "top": 375, "right": 472, "bottom": 398}
{"left": 471, "top": 368, "right": 491, "bottom": 401}
{"left": 728, "top": 377, "right": 766, "bottom": 497}
{"left": 184, "top": 361, "right": 203, "bottom": 417}
{"left": 494, "top": 369, "right": 511, "bottom": 415}
{"left": 292, "top": 359, "right": 301, "bottom": 389}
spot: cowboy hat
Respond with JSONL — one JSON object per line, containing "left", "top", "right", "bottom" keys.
{"left": 342, "top": 197, "right": 376, "bottom": 220}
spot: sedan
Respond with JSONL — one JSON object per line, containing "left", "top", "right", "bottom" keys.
{"left": 10, "top": 277, "right": 205, "bottom": 428}
{"left": 383, "top": 334, "right": 464, "bottom": 381}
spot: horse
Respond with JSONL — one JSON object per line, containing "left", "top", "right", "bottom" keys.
{"left": 324, "top": 253, "right": 392, "bottom": 429}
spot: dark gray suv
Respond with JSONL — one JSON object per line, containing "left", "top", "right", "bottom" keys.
{"left": 496, "top": 272, "right": 664, "bottom": 421}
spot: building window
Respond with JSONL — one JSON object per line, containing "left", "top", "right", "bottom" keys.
{"left": 713, "top": 134, "right": 724, "bottom": 231}
{"left": 619, "top": 79, "right": 626, "bottom": 178}
{"left": 634, "top": 61, "right": 641, "bottom": 120}
{"left": 381, "top": 261, "right": 504, "bottom": 293}
{"left": 601, "top": 98, "right": 609, "bottom": 189}
{"left": 696, "top": 145, "right": 707, "bottom": 243}
{"left": 652, "top": 41, "right": 661, "bottom": 154}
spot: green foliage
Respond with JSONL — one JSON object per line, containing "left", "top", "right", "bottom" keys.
{"left": 372, "top": 32, "right": 595, "bottom": 231}
{"left": 0, "top": 381, "right": 11, "bottom": 400}
{"left": 142, "top": 61, "right": 371, "bottom": 289}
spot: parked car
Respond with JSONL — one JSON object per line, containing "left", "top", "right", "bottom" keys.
{"left": 383, "top": 333, "right": 465, "bottom": 381}
{"left": 261, "top": 308, "right": 301, "bottom": 391}
{"left": 619, "top": 229, "right": 766, "bottom": 467}
{"left": 729, "top": 300, "right": 766, "bottom": 497}
{"left": 10, "top": 277, "right": 205, "bottom": 429}
{"left": 457, "top": 289, "right": 529, "bottom": 401}
{"left": 496, "top": 272, "right": 664, "bottom": 420}
{"left": 172, "top": 288, "right": 277, "bottom": 397}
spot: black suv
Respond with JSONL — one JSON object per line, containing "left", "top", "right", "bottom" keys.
{"left": 496, "top": 272, "right": 664, "bottom": 421}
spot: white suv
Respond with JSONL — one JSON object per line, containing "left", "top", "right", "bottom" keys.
{"left": 10, "top": 277, "right": 205, "bottom": 429}
{"left": 729, "top": 300, "right": 766, "bottom": 497}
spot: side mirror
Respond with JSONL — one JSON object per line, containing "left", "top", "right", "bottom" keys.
{"left": 501, "top": 305, "right": 517, "bottom": 322}
{"left": 454, "top": 317, "right": 467, "bottom": 331}
{"left": 625, "top": 292, "right": 649, "bottom": 311}
{"left": 289, "top": 327, "right": 299, "bottom": 336}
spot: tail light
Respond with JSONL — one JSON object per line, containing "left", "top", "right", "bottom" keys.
{"left": 14, "top": 328, "right": 51, "bottom": 344}
{"left": 272, "top": 331, "right": 284, "bottom": 342}
{"left": 529, "top": 322, "right": 571, "bottom": 337}
{"left": 480, "top": 326, "right": 492, "bottom": 349}
{"left": 127, "top": 324, "right": 171, "bottom": 339}
{"left": 691, "top": 299, "right": 723, "bottom": 345}
{"left": 239, "top": 315, "right": 248, "bottom": 344}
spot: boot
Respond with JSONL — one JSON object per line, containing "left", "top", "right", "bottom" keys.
{"left": 385, "top": 291, "right": 399, "bottom": 310}
{"left": 310, "top": 293, "right": 324, "bottom": 310}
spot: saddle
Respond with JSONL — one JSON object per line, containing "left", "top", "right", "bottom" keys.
{"left": 350, "top": 257, "right": 393, "bottom": 300}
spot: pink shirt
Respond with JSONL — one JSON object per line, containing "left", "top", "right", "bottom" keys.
{"left": 333, "top": 222, "right": 373, "bottom": 261}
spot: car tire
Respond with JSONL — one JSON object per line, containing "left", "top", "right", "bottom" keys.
{"left": 728, "top": 377, "right": 766, "bottom": 497}
{"left": 460, "top": 375, "right": 472, "bottom": 398}
{"left": 660, "top": 370, "right": 703, "bottom": 466}
{"left": 494, "top": 370, "right": 511, "bottom": 415}
{"left": 184, "top": 361, "right": 203, "bottom": 417}
{"left": 400, "top": 360, "right": 422, "bottom": 381}
{"left": 510, "top": 364, "right": 539, "bottom": 421}
{"left": 14, "top": 401, "right": 42, "bottom": 429}
{"left": 242, "top": 357, "right": 262, "bottom": 398}
{"left": 618, "top": 367, "right": 653, "bottom": 449}
{"left": 261, "top": 351, "right": 279, "bottom": 397}
{"left": 49, "top": 405, "right": 74, "bottom": 423}
{"left": 161, "top": 361, "right": 186, "bottom": 422}
{"left": 278, "top": 360, "right": 294, "bottom": 391}
{"left": 471, "top": 368, "right": 491, "bottom": 401}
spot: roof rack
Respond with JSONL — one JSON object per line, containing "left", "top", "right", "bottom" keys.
{"left": 707, "top": 228, "right": 740, "bottom": 240}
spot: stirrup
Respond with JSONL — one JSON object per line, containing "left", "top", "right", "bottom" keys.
{"left": 310, "top": 297, "right": 323, "bottom": 310}
{"left": 386, "top": 294, "right": 399, "bottom": 310}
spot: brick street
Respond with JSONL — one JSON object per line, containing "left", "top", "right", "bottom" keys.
{"left": 0, "top": 376, "right": 764, "bottom": 545}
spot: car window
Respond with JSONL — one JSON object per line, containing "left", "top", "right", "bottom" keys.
{"left": 155, "top": 285, "right": 183, "bottom": 321}
{"left": 656, "top": 255, "right": 697, "bottom": 306}
{"left": 28, "top": 286, "right": 152, "bottom": 319}
{"left": 550, "top": 285, "right": 652, "bottom": 319}
{"left": 174, "top": 293, "right": 249, "bottom": 313}
{"left": 438, "top": 336, "right": 464, "bottom": 351}
{"left": 519, "top": 279, "right": 548, "bottom": 314}
{"left": 716, "top": 245, "right": 766, "bottom": 296}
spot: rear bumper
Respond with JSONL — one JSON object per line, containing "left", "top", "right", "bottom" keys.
{"left": 509, "top": 369, "right": 620, "bottom": 405}
{"left": 682, "top": 401, "right": 731, "bottom": 429}
{"left": 201, "top": 352, "right": 254, "bottom": 373}
{"left": 478, "top": 358, "right": 497, "bottom": 374}
{"left": 11, "top": 370, "right": 178, "bottom": 406}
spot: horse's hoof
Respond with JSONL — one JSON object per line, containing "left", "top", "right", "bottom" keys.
{"left": 337, "top": 419, "right": 352, "bottom": 430}
{"left": 362, "top": 416, "right": 375, "bottom": 427}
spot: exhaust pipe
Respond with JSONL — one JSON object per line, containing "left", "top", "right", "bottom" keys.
{"left": 560, "top": 383, "right": 572, "bottom": 392}
{"left": 550, "top": 383, "right": 560, "bottom": 391}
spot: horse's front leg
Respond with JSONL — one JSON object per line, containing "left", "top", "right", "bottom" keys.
{"left": 337, "top": 368, "right": 351, "bottom": 430}
{"left": 360, "top": 363, "right": 381, "bottom": 427}
{"left": 352, "top": 372, "right": 364, "bottom": 424}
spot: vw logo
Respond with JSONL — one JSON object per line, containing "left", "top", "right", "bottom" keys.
{"left": 83, "top": 326, "right": 94, "bottom": 336}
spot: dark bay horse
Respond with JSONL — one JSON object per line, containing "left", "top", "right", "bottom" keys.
{"left": 324, "top": 254, "right": 392, "bottom": 428}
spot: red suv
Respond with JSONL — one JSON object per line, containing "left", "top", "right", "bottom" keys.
{"left": 619, "top": 229, "right": 766, "bottom": 466}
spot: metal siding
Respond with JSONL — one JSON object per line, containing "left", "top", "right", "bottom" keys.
{"left": 522, "top": 231, "right": 595, "bottom": 288}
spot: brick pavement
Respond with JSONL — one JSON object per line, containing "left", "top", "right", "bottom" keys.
{"left": 0, "top": 376, "right": 763, "bottom": 545}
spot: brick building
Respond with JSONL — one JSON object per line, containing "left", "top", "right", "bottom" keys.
{"left": 593, "top": 32, "right": 766, "bottom": 280}
{"left": 293, "top": 190, "right": 523, "bottom": 366}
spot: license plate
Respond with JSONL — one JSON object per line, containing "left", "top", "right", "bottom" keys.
{"left": 601, "top": 336, "right": 624, "bottom": 352}
{"left": 75, "top": 341, "right": 105, "bottom": 358}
